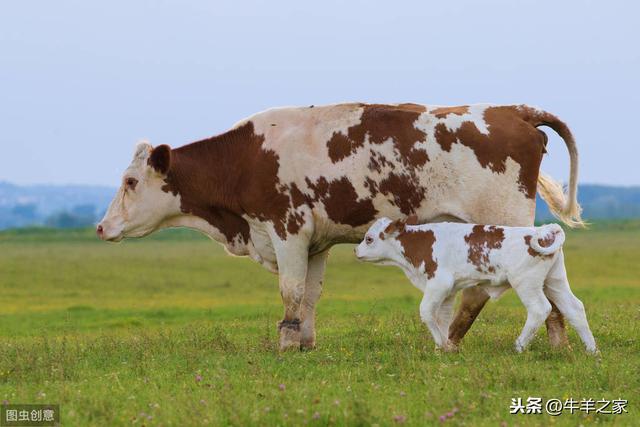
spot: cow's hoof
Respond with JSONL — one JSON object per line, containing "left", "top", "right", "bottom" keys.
{"left": 300, "top": 336, "right": 316, "bottom": 351}
{"left": 278, "top": 320, "right": 301, "bottom": 352}
{"left": 443, "top": 340, "right": 459, "bottom": 353}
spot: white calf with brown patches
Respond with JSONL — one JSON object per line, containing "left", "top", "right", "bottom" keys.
{"left": 356, "top": 217, "right": 597, "bottom": 353}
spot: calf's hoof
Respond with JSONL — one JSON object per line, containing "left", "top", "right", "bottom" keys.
{"left": 586, "top": 346, "right": 600, "bottom": 356}
{"left": 278, "top": 319, "right": 302, "bottom": 352}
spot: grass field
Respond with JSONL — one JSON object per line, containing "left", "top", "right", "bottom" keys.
{"left": 0, "top": 222, "right": 638, "bottom": 426}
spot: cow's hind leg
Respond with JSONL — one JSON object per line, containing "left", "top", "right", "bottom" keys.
{"left": 300, "top": 250, "right": 329, "bottom": 350}
{"left": 448, "top": 286, "right": 490, "bottom": 346}
{"left": 546, "top": 302, "right": 569, "bottom": 348}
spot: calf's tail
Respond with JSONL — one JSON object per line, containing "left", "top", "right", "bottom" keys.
{"left": 530, "top": 223, "right": 565, "bottom": 256}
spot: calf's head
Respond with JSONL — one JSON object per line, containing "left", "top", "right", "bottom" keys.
{"left": 97, "top": 143, "right": 181, "bottom": 241}
{"left": 356, "top": 216, "right": 418, "bottom": 264}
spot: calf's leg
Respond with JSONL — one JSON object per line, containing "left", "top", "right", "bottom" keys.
{"left": 512, "top": 281, "right": 552, "bottom": 352}
{"left": 300, "top": 250, "right": 329, "bottom": 350}
{"left": 544, "top": 256, "right": 597, "bottom": 353}
{"left": 448, "top": 284, "right": 569, "bottom": 348}
{"left": 436, "top": 294, "right": 457, "bottom": 351}
{"left": 420, "top": 278, "right": 453, "bottom": 350}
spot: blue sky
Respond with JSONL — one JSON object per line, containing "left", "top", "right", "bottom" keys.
{"left": 1, "top": 0, "right": 638, "bottom": 186}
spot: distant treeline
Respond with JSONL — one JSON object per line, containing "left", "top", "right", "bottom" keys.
{"left": 0, "top": 181, "right": 113, "bottom": 230}
{"left": 1, "top": 181, "right": 640, "bottom": 230}
{"left": 536, "top": 185, "right": 640, "bottom": 221}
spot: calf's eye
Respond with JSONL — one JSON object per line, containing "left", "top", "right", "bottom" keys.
{"left": 365, "top": 236, "right": 374, "bottom": 245}
{"left": 125, "top": 177, "right": 138, "bottom": 190}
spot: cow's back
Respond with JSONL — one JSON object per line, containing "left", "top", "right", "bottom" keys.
{"left": 240, "top": 103, "right": 544, "bottom": 248}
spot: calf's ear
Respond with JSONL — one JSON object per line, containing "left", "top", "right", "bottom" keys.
{"left": 384, "top": 218, "right": 406, "bottom": 236}
{"left": 148, "top": 145, "right": 172, "bottom": 175}
{"left": 405, "top": 214, "right": 418, "bottom": 225}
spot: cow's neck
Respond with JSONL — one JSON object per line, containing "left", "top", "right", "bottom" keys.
{"left": 166, "top": 123, "right": 258, "bottom": 214}
{"left": 159, "top": 122, "right": 260, "bottom": 247}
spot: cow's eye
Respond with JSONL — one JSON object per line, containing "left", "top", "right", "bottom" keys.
{"left": 365, "top": 236, "right": 374, "bottom": 245}
{"left": 125, "top": 177, "right": 138, "bottom": 190}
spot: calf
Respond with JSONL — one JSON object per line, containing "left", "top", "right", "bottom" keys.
{"left": 355, "top": 217, "right": 597, "bottom": 353}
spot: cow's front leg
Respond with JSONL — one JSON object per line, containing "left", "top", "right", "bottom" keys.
{"left": 273, "top": 237, "right": 309, "bottom": 352}
{"left": 300, "top": 250, "right": 329, "bottom": 350}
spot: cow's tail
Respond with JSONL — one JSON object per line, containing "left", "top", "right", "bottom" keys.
{"left": 529, "top": 223, "right": 565, "bottom": 256}
{"left": 518, "top": 106, "right": 585, "bottom": 228}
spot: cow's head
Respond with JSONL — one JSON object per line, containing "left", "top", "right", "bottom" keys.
{"left": 97, "top": 143, "right": 181, "bottom": 241}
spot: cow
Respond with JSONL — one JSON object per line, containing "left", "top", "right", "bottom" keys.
{"left": 355, "top": 217, "right": 597, "bottom": 354}
{"left": 97, "top": 102, "right": 584, "bottom": 351}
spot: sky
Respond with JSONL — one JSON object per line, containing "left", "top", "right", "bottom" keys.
{"left": 1, "top": 0, "right": 639, "bottom": 187}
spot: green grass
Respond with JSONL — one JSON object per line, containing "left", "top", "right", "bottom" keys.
{"left": 0, "top": 223, "right": 638, "bottom": 426}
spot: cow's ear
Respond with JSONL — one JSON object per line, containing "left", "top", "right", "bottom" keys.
{"left": 405, "top": 214, "right": 418, "bottom": 225}
{"left": 148, "top": 145, "right": 171, "bottom": 175}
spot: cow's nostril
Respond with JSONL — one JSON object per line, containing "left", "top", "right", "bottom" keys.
{"left": 96, "top": 224, "right": 104, "bottom": 236}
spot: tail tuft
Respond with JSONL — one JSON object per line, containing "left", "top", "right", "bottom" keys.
{"left": 537, "top": 173, "right": 586, "bottom": 228}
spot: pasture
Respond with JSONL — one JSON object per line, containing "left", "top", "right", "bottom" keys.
{"left": 0, "top": 223, "right": 638, "bottom": 426}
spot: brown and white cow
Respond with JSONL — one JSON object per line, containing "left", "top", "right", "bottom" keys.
{"left": 97, "top": 102, "right": 583, "bottom": 351}
{"left": 355, "top": 217, "right": 596, "bottom": 353}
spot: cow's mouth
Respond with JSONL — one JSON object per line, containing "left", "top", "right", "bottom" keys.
{"left": 104, "top": 234, "right": 124, "bottom": 242}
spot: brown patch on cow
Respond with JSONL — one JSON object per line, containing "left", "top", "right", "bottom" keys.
{"left": 407, "top": 148, "right": 429, "bottom": 166}
{"left": 364, "top": 176, "right": 379, "bottom": 197}
{"left": 464, "top": 225, "right": 505, "bottom": 273}
{"left": 397, "top": 229, "right": 438, "bottom": 278}
{"left": 286, "top": 211, "right": 305, "bottom": 235}
{"left": 289, "top": 183, "right": 307, "bottom": 208}
{"left": 432, "top": 106, "right": 546, "bottom": 198}
{"left": 378, "top": 172, "right": 425, "bottom": 215}
{"left": 327, "top": 131, "right": 356, "bottom": 163}
{"left": 306, "top": 176, "right": 377, "bottom": 227}
{"left": 367, "top": 150, "right": 396, "bottom": 173}
{"left": 431, "top": 106, "right": 469, "bottom": 119}
{"left": 433, "top": 123, "right": 457, "bottom": 152}
{"left": 160, "top": 121, "right": 299, "bottom": 241}
{"left": 524, "top": 234, "right": 555, "bottom": 259}
{"left": 397, "top": 103, "right": 427, "bottom": 114}
{"left": 327, "top": 104, "right": 429, "bottom": 168}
